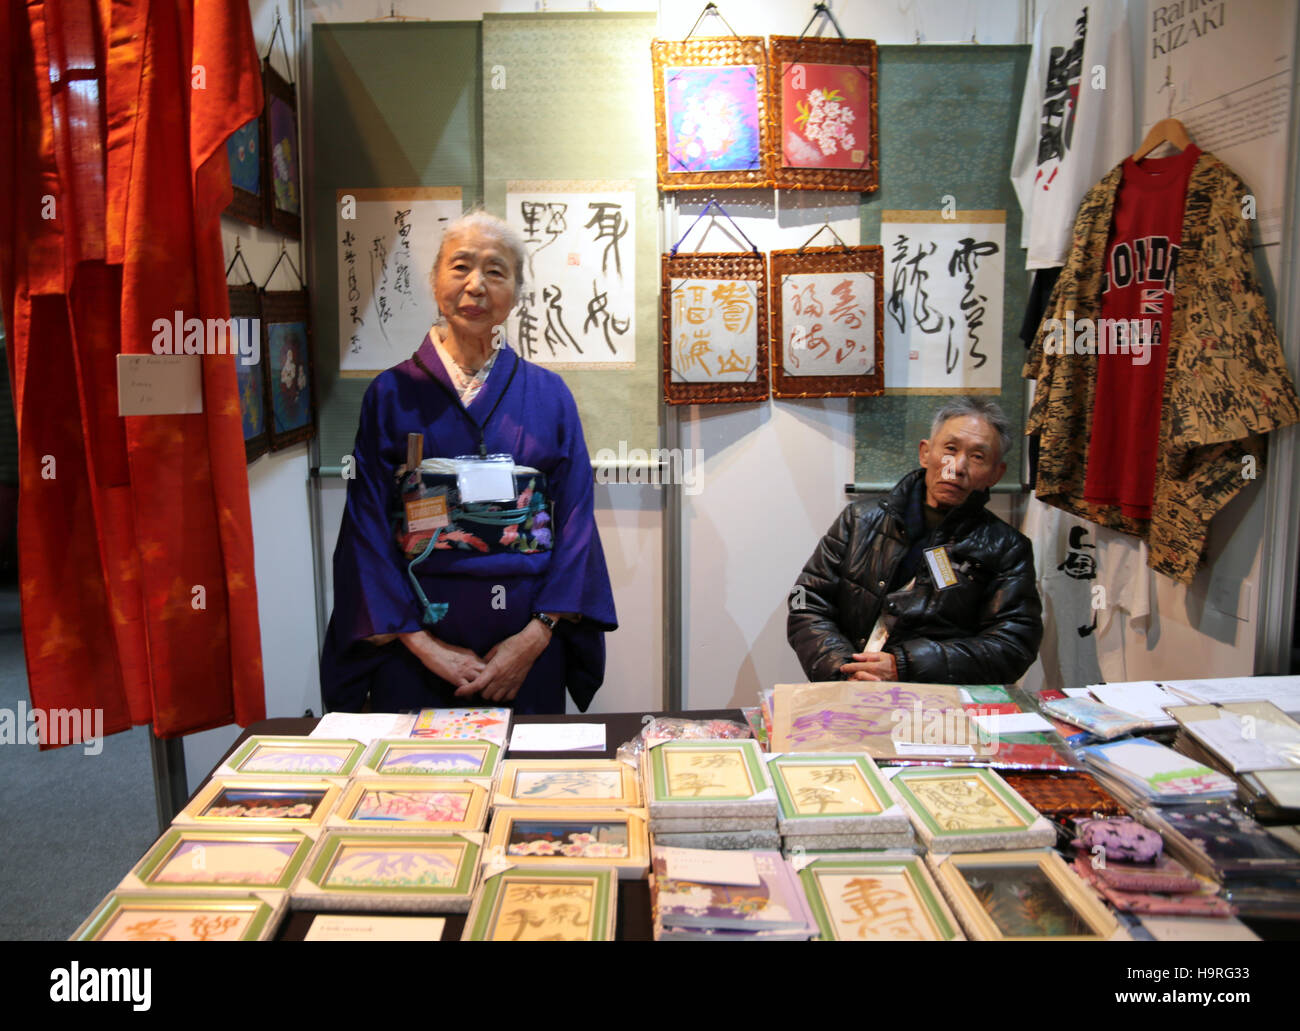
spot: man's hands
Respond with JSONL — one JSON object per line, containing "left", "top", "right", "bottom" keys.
{"left": 400, "top": 631, "right": 486, "bottom": 690}
{"left": 839, "top": 650, "right": 898, "bottom": 682}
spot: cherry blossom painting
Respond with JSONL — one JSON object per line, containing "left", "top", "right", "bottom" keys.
{"left": 781, "top": 62, "right": 871, "bottom": 170}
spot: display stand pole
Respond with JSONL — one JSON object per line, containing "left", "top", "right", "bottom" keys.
{"left": 148, "top": 730, "right": 189, "bottom": 835}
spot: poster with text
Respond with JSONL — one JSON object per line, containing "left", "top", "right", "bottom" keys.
{"left": 506, "top": 181, "right": 637, "bottom": 367}
{"left": 882, "top": 212, "right": 1005, "bottom": 392}
{"left": 1144, "top": 0, "right": 1294, "bottom": 245}
{"left": 337, "top": 187, "right": 463, "bottom": 375}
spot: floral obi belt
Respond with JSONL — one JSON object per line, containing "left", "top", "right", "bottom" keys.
{"left": 393, "top": 460, "right": 553, "bottom": 560}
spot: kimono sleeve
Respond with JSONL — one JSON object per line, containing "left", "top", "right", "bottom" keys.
{"left": 329, "top": 378, "right": 423, "bottom": 645}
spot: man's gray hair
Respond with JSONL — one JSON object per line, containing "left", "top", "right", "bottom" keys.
{"left": 930, "top": 396, "right": 1012, "bottom": 461}
{"left": 429, "top": 208, "right": 527, "bottom": 306}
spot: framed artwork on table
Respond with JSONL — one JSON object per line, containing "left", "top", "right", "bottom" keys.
{"left": 495, "top": 760, "right": 642, "bottom": 808}
{"left": 767, "top": 36, "right": 879, "bottom": 193}
{"left": 261, "top": 290, "right": 316, "bottom": 450}
{"left": 362, "top": 739, "right": 501, "bottom": 780}
{"left": 799, "top": 856, "right": 964, "bottom": 941}
{"left": 652, "top": 38, "right": 772, "bottom": 190}
{"left": 646, "top": 739, "right": 773, "bottom": 805}
{"left": 770, "top": 245, "right": 884, "bottom": 398}
{"left": 330, "top": 779, "right": 490, "bottom": 832}
{"left": 73, "top": 893, "right": 281, "bottom": 942}
{"left": 485, "top": 808, "right": 649, "bottom": 878}
{"left": 929, "top": 850, "right": 1120, "bottom": 941}
{"left": 462, "top": 867, "right": 618, "bottom": 941}
{"left": 767, "top": 753, "right": 909, "bottom": 835}
{"left": 661, "top": 252, "right": 769, "bottom": 404}
{"left": 130, "top": 829, "right": 313, "bottom": 891}
{"left": 175, "top": 777, "right": 340, "bottom": 829}
{"left": 222, "top": 736, "right": 364, "bottom": 778}
{"left": 890, "top": 767, "right": 1057, "bottom": 852}
{"left": 224, "top": 115, "right": 264, "bottom": 226}
{"left": 295, "top": 832, "right": 481, "bottom": 911}
{"left": 261, "top": 60, "right": 301, "bottom": 238}
{"left": 228, "top": 282, "right": 268, "bottom": 462}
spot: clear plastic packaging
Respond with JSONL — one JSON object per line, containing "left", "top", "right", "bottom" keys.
{"left": 616, "top": 717, "right": 750, "bottom": 767}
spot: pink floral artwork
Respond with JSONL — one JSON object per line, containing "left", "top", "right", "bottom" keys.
{"left": 781, "top": 62, "right": 871, "bottom": 170}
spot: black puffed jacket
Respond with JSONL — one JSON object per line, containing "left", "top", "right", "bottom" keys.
{"left": 787, "top": 468, "right": 1043, "bottom": 685}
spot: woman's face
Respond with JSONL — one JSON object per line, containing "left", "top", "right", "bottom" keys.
{"left": 434, "top": 227, "right": 517, "bottom": 344}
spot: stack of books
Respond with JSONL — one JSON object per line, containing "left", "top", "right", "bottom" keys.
{"left": 649, "top": 846, "right": 816, "bottom": 940}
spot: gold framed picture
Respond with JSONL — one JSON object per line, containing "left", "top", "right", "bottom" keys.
{"left": 330, "top": 778, "right": 490, "bottom": 832}
{"left": 175, "top": 777, "right": 341, "bottom": 829}
{"left": 462, "top": 866, "right": 618, "bottom": 941}
{"left": 484, "top": 808, "right": 650, "bottom": 879}
{"left": 494, "top": 760, "right": 642, "bottom": 808}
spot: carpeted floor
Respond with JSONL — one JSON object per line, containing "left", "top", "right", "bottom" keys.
{"left": 0, "top": 585, "right": 160, "bottom": 940}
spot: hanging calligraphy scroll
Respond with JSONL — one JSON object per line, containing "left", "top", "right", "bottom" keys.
{"left": 767, "top": 36, "right": 879, "bottom": 193}
{"left": 506, "top": 181, "right": 637, "bottom": 367}
{"left": 881, "top": 211, "right": 1005, "bottom": 392}
{"left": 262, "top": 61, "right": 302, "bottom": 239}
{"left": 661, "top": 252, "right": 769, "bottom": 404}
{"left": 769, "top": 246, "right": 884, "bottom": 399}
{"left": 228, "top": 283, "right": 269, "bottom": 462}
{"left": 652, "top": 38, "right": 773, "bottom": 190}
{"left": 336, "top": 187, "right": 463, "bottom": 375}
{"left": 262, "top": 290, "right": 317, "bottom": 451}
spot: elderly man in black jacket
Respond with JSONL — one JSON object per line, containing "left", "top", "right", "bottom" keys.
{"left": 788, "top": 398, "right": 1042, "bottom": 685}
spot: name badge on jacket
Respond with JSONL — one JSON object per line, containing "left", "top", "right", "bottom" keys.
{"left": 923, "top": 546, "right": 959, "bottom": 589}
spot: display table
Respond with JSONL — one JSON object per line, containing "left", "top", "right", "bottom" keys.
{"left": 208, "top": 710, "right": 744, "bottom": 941}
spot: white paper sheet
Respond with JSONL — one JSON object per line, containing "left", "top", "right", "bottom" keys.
{"left": 304, "top": 915, "right": 446, "bottom": 941}
{"left": 669, "top": 278, "right": 760, "bottom": 383}
{"left": 780, "top": 271, "right": 876, "bottom": 377}
{"left": 662, "top": 845, "right": 760, "bottom": 887}
{"left": 969, "top": 712, "right": 1054, "bottom": 735}
{"left": 1182, "top": 711, "right": 1300, "bottom": 773}
{"left": 311, "top": 712, "right": 416, "bottom": 744}
{"left": 1161, "top": 676, "right": 1300, "bottom": 716}
{"left": 508, "top": 723, "right": 606, "bottom": 752}
{"left": 1090, "top": 682, "right": 1182, "bottom": 726}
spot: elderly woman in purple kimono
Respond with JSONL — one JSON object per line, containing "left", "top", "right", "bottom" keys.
{"left": 321, "top": 212, "right": 617, "bottom": 714}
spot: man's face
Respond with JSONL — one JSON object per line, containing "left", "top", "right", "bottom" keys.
{"left": 918, "top": 415, "right": 1007, "bottom": 510}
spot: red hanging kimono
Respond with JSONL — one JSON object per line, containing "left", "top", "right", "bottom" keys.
{"left": 0, "top": 0, "right": 266, "bottom": 742}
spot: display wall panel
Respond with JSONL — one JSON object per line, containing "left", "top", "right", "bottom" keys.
{"left": 483, "top": 12, "right": 659, "bottom": 456}
{"left": 309, "top": 22, "right": 484, "bottom": 473}
{"left": 855, "top": 45, "right": 1030, "bottom": 488}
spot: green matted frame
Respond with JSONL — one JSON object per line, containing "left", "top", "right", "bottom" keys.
{"left": 132, "top": 828, "right": 313, "bottom": 892}
{"left": 647, "top": 739, "right": 772, "bottom": 803}
{"left": 462, "top": 866, "right": 618, "bottom": 941}
{"left": 362, "top": 738, "right": 502, "bottom": 779}
{"left": 73, "top": 893, "right": 280, "bottom": 941}
{"left": 890, "top": 767, "right": 1040, "bottom": 839}
{"left": 301, "top": 831, "right": 481, "bottom": 900}
{"left": 799, "top": 856, "right": 963, "bottom": 941}
{"left": 225, "top": 736, "right": 365, "bottom": 777}
{"left": 767, "top": 753, "right": 894, "bottom": 823}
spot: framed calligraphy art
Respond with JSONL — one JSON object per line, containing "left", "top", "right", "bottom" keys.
{"left": 766, "top": 753, "right": 909, "bottom": 836}
{"left": 652, "top": 38, "right": 773, "bottom": 190}
{"left": 361, "top": 739, "right": 501, "bottom": 781}
{"left": 228, "top": 282, "right": 268, "bottom": 462}
{"left": 72, "top": 892, "right": 284, "bottom": 942}
{"left": 329, "top": 779, "right": 489, "bottom": 833}
{"left": 462, "top": 867, "right": 618, "bottom": 941}
{"left": 891, "top": 767, "right": 1057, "bottom": 852}
{"left": 294, "top": 831, "right": 482, "bottom": 912}
{"left": 220, "top": 736, "right": 365, "bottom": 778}
{"left": 484, "top": 808, "right": 650, "bottom": 879}
{"left": 128, "top": 829, "right": 313, "bottom": 892}
{"left": 495, "top": 760, "right": 643, "bottom": 808}
{"left": 799, "top": 856, "right": 964, "bottom": 941}
{"left": 769, "top": 246, "right": 884, "bottom": 398}
{"left": 766, "top": 37, "right": 879, "bottom": 193}
{"left": 261, "top": 60, "right": 301, "bottom": 239}
{"left": 175, "top": 777, "right": 341, "bottom": 829}
{"left": 662, "top": 252, "right": 769, "bottom": 403}
{"left": 644, "top": 739, "right": 777, "bottom": 821}
{"left": 261, "top": 290, "right": 317, "bottom": 451}
{"left": 928, "top": 850, "right": 1121, "bottom": 941}
{"left": 224, "top": 116, "right": 263, "bottom": 227}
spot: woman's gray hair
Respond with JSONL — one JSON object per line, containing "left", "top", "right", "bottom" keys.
{"left": 429, "top": 208, "right": 527, "bottom": 307}
{"left": 930, "top": 396, "right": 1012, "bottom": 462}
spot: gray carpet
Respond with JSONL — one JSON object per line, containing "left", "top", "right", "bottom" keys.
{"left": 0, "top": 585, "right": 160, "bottom": 940}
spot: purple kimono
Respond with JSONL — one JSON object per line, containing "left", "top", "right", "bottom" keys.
{"left": 320, "top": 336, "right": 617, "bottom": 714}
